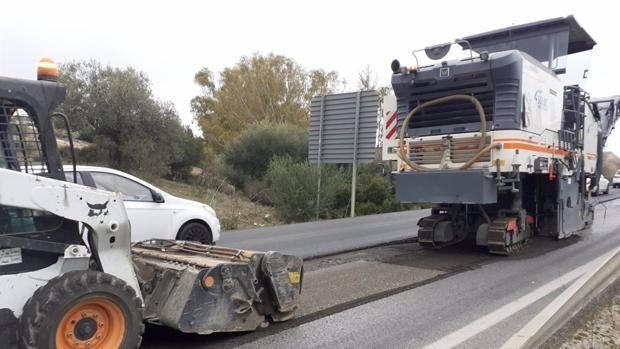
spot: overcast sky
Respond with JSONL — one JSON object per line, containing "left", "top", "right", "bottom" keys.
{"left": 2, "top": 1, "right": 619, "bottom": 154}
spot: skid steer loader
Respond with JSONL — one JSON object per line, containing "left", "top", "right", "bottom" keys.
{"left": 0, "top": 59, "right": 303, "bottom": 348}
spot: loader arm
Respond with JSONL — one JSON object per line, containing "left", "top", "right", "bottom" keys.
{"left": 0, "top": 168, "right": 142, "bottom": 301}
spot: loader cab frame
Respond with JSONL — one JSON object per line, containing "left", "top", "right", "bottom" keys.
{"left": 0, "top": 77, "right": 82, "bottom": 275}
{"left": 0, "top": 77, "right": 66, "bottom": 179}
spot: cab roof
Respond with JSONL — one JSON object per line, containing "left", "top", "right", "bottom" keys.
{"left": 459, "top": 15, "right": 596, "bottom": 56}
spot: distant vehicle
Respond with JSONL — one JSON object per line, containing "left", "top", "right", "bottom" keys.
{"left": 593, "top": 175, "right": 610, "bottom": 195}
{"left": 586, "top": 175, "right": 610, "bottom": 195}
{"left": 64, "top": 165, "right": 221, "bottom": 244}
{"left": 614, "top": 170, "right": 620, "bottom": 188}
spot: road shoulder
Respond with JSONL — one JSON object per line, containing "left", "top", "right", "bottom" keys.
{"left": 543, "top": 278, "right": 620, "bottom": 348}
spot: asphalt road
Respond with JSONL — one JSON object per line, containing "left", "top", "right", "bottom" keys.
{"left": 219, "top": 209, "right": 430, "bottom": 258}
{"left": 220, "top": 190, "right": 619, "bottom": 259}
{"left": 230, "top": 194, "right": 620, "bottom": 348}
{"left": 142, "top": 190, "right": 620, "bottom": 348}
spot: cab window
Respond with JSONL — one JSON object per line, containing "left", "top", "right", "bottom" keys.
{"left": 64, "top": 171, "right": 85, "bottom": 185}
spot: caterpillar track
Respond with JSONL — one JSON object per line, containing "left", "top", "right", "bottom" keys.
{"left": 417, "top": 214, "right": 450, "bottom": 248}
{"left": 486, "top": 217, "right": 529, "bottom": 256}
{"left": 418, "top": 214, "right": 529, "bottom": 255}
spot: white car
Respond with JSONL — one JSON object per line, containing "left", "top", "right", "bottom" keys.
{"left": 64, "top": 165, "right": 220, "bottom": 244}
{"left": 590, "top": 175, "right": 610, "bottom": 195}
{"left": 614, "top": 170, "right": 620, "bottom": 188}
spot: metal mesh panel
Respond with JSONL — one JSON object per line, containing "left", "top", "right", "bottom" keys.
{"left": 0, "top": 99, "right": 48, "bottom": 175}
{"left": 0, "top": 98, "right": 56, "bottom": 236}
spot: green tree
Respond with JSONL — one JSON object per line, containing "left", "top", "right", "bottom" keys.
{"left": 169, "top": 127, "right": 205, "bottom": 180}
{"left": 357, "top": 65, "right": 378, "bottom": 91}
{"left": 221, "top": 121, "right": 308, "bottom": 187}
{"left": 191, "top": 53, "right": 343, "bottom": 160}
{"left": 266, "top": 157, "right": 348, "bottom": 223}
{"left": 58, "top": 60, "right": 202, "bottom": 177}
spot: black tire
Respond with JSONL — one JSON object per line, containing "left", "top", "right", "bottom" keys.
{"left": 176, "top": 221, "right": 213, "bottom": 244}
{"left": 19, "top": 270, "right": 143, "bottom": 349}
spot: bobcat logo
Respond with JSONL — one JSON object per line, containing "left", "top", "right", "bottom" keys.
{"left": 87, "top": 200, "right": 109, "bottom": 217}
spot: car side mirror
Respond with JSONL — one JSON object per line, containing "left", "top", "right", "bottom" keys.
{"left": 152, "top": 191, "right": 165, "bottom": 203}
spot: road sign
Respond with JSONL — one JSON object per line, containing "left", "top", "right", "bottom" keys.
{"left": 308, "top": 90, "right": 380, "bottom": 218}
{"left": 309, "top": 90, "right": 379, "bottom": 164}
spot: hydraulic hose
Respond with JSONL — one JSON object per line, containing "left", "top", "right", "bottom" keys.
{"left": 397, "top": 94, "right": 501, "bottom": 171}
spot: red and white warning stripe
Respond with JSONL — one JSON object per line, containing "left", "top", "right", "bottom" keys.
{"left": 385, "top": 111, "right": 398, "bottom": 140}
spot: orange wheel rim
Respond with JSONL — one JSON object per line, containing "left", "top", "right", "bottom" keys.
{"left": 55, "top": 297, "right": 125, "bottom": 349}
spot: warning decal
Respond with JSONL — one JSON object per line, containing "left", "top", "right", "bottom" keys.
{"left": 0, "top": 248, "right": 22, "bottom": 266}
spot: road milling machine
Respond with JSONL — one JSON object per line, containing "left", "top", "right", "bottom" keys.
{"left": 383, "top": 16, "right": 620, "bottom": 255}
{"left": 0, "top": 60, "right": 303, "bottom": 349}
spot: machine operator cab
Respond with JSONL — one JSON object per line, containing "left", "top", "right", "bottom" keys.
{"left": 0, "top": 60, "right": 84, "bottom": 276}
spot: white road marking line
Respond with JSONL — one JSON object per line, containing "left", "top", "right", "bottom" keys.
{"left": 500, "top": 246, "right": 620, "bottom": 349}
{"left": 415, "top": 255, "right": 608, "bottom": 349}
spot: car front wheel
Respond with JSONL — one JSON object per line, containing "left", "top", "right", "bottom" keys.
{"left": 177, "top": 222, "right": 213, "bottom": 244}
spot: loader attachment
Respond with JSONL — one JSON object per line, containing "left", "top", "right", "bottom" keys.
{"left": 131, "top": 240, "right": 303, "bottom": 334}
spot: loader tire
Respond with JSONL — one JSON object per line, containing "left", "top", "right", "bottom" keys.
{"left": 18, "top": 270, "right": 143, "bottom": 349}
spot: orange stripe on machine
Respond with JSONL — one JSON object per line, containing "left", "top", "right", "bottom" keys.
{"left": 500, "top": 141, "right": 568, "bottom": 156}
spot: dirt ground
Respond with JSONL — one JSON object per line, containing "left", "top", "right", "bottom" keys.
{"left": 152, "top": 178, "right": 280, "bottom": 230}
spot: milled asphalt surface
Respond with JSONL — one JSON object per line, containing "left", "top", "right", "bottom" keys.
{"left": 230, "top": 194, "right": 620, "bottom": 349}
{"left": 219, "top": 209, "right": 430, "bottom": 258}
{"left": 142, "top": 191, "right": 620, "bottom": 348}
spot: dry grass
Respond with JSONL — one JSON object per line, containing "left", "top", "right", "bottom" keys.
{"left": 559, "top": 281, "right": 620, "bottom": 349}
{"left": 150, "top": 178, "right": 281, "bottom": 231}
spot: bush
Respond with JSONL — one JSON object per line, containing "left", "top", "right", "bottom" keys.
{"left": 168, "top": 127, "right": 205, "bottom": 181}
{"left": 266, "top": 157, "right": 348, "bottom": 223}
{"left": 222, "top": 121, "right": 308, "bottom": 188}
{"left": 603, "top": 152, "right": 620, "bottom": 180}
{"left": 77, "top": 127, "right": 96, "bottom": 143}
{"left": 243, "top": 179, "right": 273, "bottom": 205}
{"left": 220, "top": 215, "right": 240, "bottom": 230}
{"left": 336, "top": 162, "right": 417, "bottom": 217}
{"left": 59, "top": 144, "right": 108, "bottom": 167}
